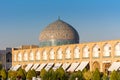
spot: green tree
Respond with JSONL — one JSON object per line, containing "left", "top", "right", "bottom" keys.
{"left": 40, "top": 69, "right": 47, "bottom": 79}
{"left": 83, "top": 70, "right": 92, "bottom": 80}
{"left": 110, "top": 70, "right": 118, "bottom": 80}
{"left": 31, "top": 69, "right": 37, "bottom": 77}
{"left": 26, "top": 70, "right": 32, "bottom": 80}
{"left": 55, "top": 67, "right": 66, "bottom": 80}
{"left": 48, "top": 69, "right": 56, "bottom": 80}
{"left": 102, "top": 73, "right": 109, "bottom": 80}
{"left": 8, "top": 70, "right": 17, "bottom": 80}
{"left": 0, "top": 69, "right": 7, "bottom": 80}
{"left": 23, "top": 69, "right": 27, "bottom": 77}
{"left": 17, "top": 68, "right": 26, "bottom": 80}
{"left": 91, "top": 68, "right": 100, "bottom": 80}
{"left": 43, "top": 69, "right": 56, "bottom": 80}
{"left": 26, "top": 69, "right": 37, "bottom": 80}
{"left": 76, "top": 70, "right": 83, "bottom": 80}
{"left": 69, "top": 71, "right": 83, "bottom": 80}
{"left": 117, "top": 71, "right": 120, "bottom": 80}
{"left": 41, "top": 68, "right": 63, "bottom": 80}
{"left": 69, "top": 72, "right": 76, "bottom": 80}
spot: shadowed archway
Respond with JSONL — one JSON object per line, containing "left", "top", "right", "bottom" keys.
{"left": 92, "top": 61, "right": 100, "bottom": 71}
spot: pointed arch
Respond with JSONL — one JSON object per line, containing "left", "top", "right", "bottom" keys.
{"left": 50, "top": 49, "right": 55, "bottom": 60}
{"left": 57, "top": 48, "right": 63, "bottom": 59}
{"left": 92, "top": 61, "right": 100, "bottom": 71}
{"left": 18, "top": 52, "right": 22, "bottom": 61}
{"left": 83, "top": 45, "right": 89, "bottom": 58}
{"left": 24, "top": 51, "right": 28, "bottom": 61}
{"left": 65, "top": 47, "right": 71, "bottom": 59}
{"left": 115, "top": 42, "right": 120, "bottom": 56}
{"left": 103, "top": 63, "right": 111, "bottom": 72}
{"left": 36, "top": 50, "right": 40, "bottom": 60}
{"left": 93, "top": 44, "right": 100, "bottom": 58}
{"left": 42, "top": 50, "right": 47, "bottom": 60}
{"left": 103, "top": 43, "right": 111, "bottom": 57}
{"left": 74, "top": 46, "right": 80, "bottom": 58}
{"left": 29, "top": 51, "right": 34, "bottom": 60}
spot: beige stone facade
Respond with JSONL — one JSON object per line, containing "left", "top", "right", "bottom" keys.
{"left": 12, "top": 40, "right": 120, "bottom": 72}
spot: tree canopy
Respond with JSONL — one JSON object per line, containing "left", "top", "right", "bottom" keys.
{"left": 1, "top": 69, "right": 7, "bottom": 80}
{"left": 91, "top": 68, "right": 100, "bottom": 80}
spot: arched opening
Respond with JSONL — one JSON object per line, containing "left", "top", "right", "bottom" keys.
{"left": 103, "top": 63, "right": 111, "bottom": 73}
{"left": 57, "top": 48, "right": 63, "bottom": 60}
{"left": 50, "top": 49, "right": 54, "bottom": 60}
{"left": 115, "top": 42, "right": 120, "bottom": 56}
{"left": 18, "top": 52, "right": 22, "bottom": 61}
{"left": 36, "top": 50, "right": 40, "bottom": 60}
{"left": 24, "top": 51, "right": 28, "bottom": 61}
{"left": 92, "top": 61, "right": 100, "bottom": 71}
{"left": 93, "top": 45, "right": 100, "bottom": 58}
{"left": 42, "top": 50, "right": 47, "bottom": 60}
{"left": 103, "top": 43, "right": 111, "bottom": 57}
{"left": 74, "top": 46, "right": 80, "bottom": 59}
{"left": 83, "top": 45, "right": 89, "bottom": 58}
{"left": 29, "top": 51, "right": 34, "bottom": 61}
{"left": 65, "top": 47, "right": 71, "bottom": 59}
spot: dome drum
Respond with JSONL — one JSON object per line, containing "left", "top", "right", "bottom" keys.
{"left": 39, "top": 39, "right": 79, "bottom": 47}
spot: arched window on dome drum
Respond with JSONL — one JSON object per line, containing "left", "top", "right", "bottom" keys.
{"left": 18, "top": 52, "right": 22, "bottom": 61}
{"left": 29, "top": 51, "right": 34, "bottom": 61}
{"left": 65, "top": 47, "right": 71, "bottom": 59}
{"left": 57, "top": 48, "right": 62, "bottom": 59}
{"left": 50, "top": 49, "right": 54, "bottom": 60}
{"left": 83, "top": 46, "right": 89, "bottom": 58}
{"left": 24, "top": 51, "right": 28, "bottom": 61}
{"left": 115, "top": 42, "right": 120, "bottom": 56}
{"left": 93, "top": 45, "right": 100, "bottom": 58}
{"left": 74, "top": 46, "right": 80, "bottom": 59}
{"left": 36, "top": 51, "right": 40, "bottom": 60}
{"left": 42, "top": 50, "right": 47, "bottom": 60}
{"left": 103, "top": 43, "right": 111, "bottom": 57}
{"left": 14, "top": 53, "right": 17, "bottom": 61}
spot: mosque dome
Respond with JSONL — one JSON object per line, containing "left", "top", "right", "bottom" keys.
{"left": 39, "top": 19, "right": 79, "bottom": 47}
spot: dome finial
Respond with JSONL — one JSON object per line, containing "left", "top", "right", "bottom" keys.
{"left": 58, "top": 16, "right": 60, "bottom": 20}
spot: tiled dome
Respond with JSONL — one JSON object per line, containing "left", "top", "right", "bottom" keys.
{"left": 39, "top": 19, "right": 79, "bottom": 47}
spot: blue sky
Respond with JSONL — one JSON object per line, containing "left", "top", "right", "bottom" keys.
{"left": 0, "top": 0, "right": 120, "bottom": 49}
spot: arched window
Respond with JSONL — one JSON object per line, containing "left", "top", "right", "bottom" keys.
{"left": 43, "top": 50, "right": 47, "bottom": 60}
{"left": 65, "top": 47, "right": 71, "bottom": 59}
{"left": 18, "top": 52, "right": 22, "bottom": 61}
{"left": 74, "top": 46, "right": 80, "bottom": 58}
{"left": 30, "top": 51, "right": 34, "bottom": 60}
{"left": 24, "top": 51, "right": 28, "bottom": 61}
{"left": 57, "top": 48, "right": 62, "bottom": 59}
{"left": 50, "top": 49, "right": 54, "bottom": 60}
{"left": 93, "top": 45, "right": 100, "bottom": 58}
{"left": 115, "top": 42, "right": 120, "bottom": 56}
{"left": 103, "top": 43, "right": 111, "bottom": 57}
{"left": 36, "top": 51, "right": 40, "bottom": 60}
{"left": 83, "top": 46, "right": 89, "bottom": 58}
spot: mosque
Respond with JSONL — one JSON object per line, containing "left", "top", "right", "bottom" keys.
{"left": 11, "top": 19, "right": 120, "bottom": 72}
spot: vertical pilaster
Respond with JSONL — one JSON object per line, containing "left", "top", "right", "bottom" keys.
{"left": 100, "top": 62, "right": 103, "bottom": 72}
